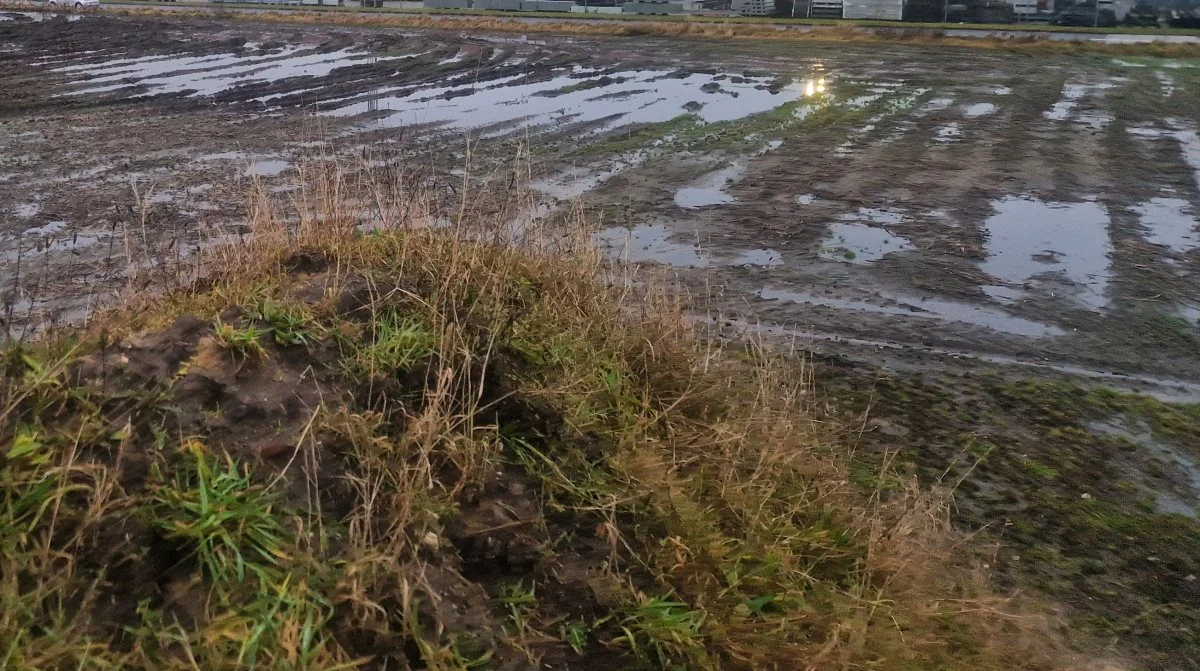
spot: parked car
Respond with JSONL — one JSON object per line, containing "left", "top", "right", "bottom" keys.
{"left": 47, "top": 0, "right": 100, "bottom": 7}
{"left": 1123, "top": 3, "right": 1160, "bottom": 27}
{"left": 1051, "top": 6, "right": 1116, "bottom": 26}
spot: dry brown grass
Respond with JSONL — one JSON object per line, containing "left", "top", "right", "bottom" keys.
{"left": 0, "top": 144, "right": 1111, "bottom": 669}
{"left": 8, "top": 0, "right": 1194, "bottom": 58}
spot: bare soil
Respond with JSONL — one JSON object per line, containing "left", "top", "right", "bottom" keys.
{"left": 5, "top": 10, "right": 1200, "bottom": 669}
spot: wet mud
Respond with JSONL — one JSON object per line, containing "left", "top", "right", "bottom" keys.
{"left": 4, "top": 11, "right": 1200, "bottom": 668}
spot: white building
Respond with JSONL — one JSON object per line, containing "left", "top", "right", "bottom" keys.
{"left": 842, "top": 0, "right": 902, "bottom": 19}
{"left": 809, "top": 0, "right": 844, "bottom": 18}
{"left": 1011, "top": 0, "right": 1038, "bottom": 15}
{"left": 1099, "top": 0, "right": 1133, "bottom": 21}
{"left": 732, "top": 0, "right": 774, "bottom": 15}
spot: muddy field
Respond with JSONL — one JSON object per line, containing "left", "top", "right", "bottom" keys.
{"left": 3, "top": 10, "right": 1200, "bottom": 382}
{"left": 3, "top": 10, "right": 1200, "bottom": 668}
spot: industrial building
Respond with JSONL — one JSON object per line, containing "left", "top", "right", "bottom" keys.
{"left": 842, "top": 0, "right": 902, "bottom": 19}
{"left": 622, "top": 0, "right": 686, "bottom": 13}
{"left": 731, "top": 0, "right": 773, "bottom": 15}
{"left": 415, "top": 0, "right": 1169, "bottom": 24}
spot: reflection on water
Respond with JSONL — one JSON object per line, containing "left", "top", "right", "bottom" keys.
{"left": 12, "top": 202, "right": 40, "bottom": 218}
{"left": 758, "top": 286, "right": 1063, "bottom": 337}
{"left": 980, "top": 196, "right": 1111, "bottom": 310}
{"left": 674, "top": 163, "right": 744, "bottom": 209}
{"left": 934, "top": 122, "right": 962, "bottom": 143}
{"left": 1131, "top": 197, "right": 1199, "bottom": 253}
{"left": 732, "top": 248, "right": 782, "bottom": 268}
{"left": 820, "top": 223, "right": 913, "bottom": 264}
{"left": 594, "top": 224, "right": 707, "bottom": 268}
{"left": 57, "top": 47, "right": 413, "bottom": 99}
{"left": 195, "top": 151, "right": 292, "bottom": 178}
{"left": 1089, "top": 418, "right": 1200, "bottom": 519}
{"left": 1125, "top": 123, "right": 1200, "bottom": 192}
{"left": 327, "top": 66, "right": 806, "bottom": 135}
{"left": 964, "top": 102, "right": 997, "bottom": 117}
{"left": 1043, "top": 80, "right": 1115, "bottom": 128}
{"left": 533, "top": 150, "right": 649, "bottom": 201}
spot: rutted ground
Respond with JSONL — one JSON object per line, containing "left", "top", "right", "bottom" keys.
{"left": 4, "top": 10, "right": 1200, "bottom": 669}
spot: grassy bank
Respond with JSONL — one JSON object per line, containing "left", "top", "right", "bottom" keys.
{"left": 0, "top": 158, "right": 1080, "bottom": 669}
{"left": 11, "top": 1, "right": 1200, "bottom": 56}
{"left": 73, "top": 0, "right": 1200, "bottom": 35}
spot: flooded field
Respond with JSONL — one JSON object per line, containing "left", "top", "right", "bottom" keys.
{"left": 4, "top": 9, "right": 1200, "bottom": 668}
{"left": 4, "top": 11, "right": 1196, "bottom": 383}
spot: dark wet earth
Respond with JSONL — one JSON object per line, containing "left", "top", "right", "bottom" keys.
{"left": 3, "top": 11, "right": 1198, "bottom": 383}
{"left": 3, "top": 11, "right": 1200, "bottom": 667}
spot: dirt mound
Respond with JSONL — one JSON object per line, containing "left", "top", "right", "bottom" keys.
{"left": 0, "top": 179, "right": 1086, "bottom": 668}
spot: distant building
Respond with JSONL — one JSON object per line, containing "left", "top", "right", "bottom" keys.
{"left": 1099, "top": 0, "right": 1134, "bottom": 19}
{"left": 622, "top": 0, "right": 686, "bottom": 12}
{"left": 732, "top": 0, "right": 774, "bottom": 14}
{"left": 776, "top": 0, "right": 846, "bottom": 15}
{"left": 1011, "top": 0, "right": 1039, "bottom": 14}
{"left": 809, "top": 0, "right": 846, "bottom": 16}
{"left": 843, "top": 0, "right": 903, "bottom": 18}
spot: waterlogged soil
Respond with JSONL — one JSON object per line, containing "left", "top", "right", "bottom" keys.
{"left": 4, "top": 10, "right": 1200, "bottom": 669}
{"left": 3, "top": 11, "right": 1199, "bottom": 382}
{"left": 809, "top": 357, "right": 1200, "bottom": 671}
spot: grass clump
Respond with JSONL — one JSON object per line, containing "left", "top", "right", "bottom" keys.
{"left": 247, "top": 296, "right": 320, "bottom": 347}
{"left": 345, "top": 310, "right": 437, "bottom": 377}
{"left": 151, "top": 444, "right": 286, "bottom": 585}
{"left": 0, "top": 158, "right": 1083, "bottom": 670}
{"left": 212, "top": 318, "right": 268, "bottom": 358}
{"left": 616, "top": 595, "right": 709, "bottom": 669}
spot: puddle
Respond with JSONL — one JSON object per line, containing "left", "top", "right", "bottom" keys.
{"left": 327, "top": 65, "right": 805, "bottom": 135}
{"left": 795, "top": 194, "right": 819, "bottom": 205}
{"left": 1157, "top": 72, "right": 1176, "bottom": 97}
{"left": 980, "top": 196, "right": 1111, "bottom": 310}
{"left": 1044, "top": 82, "right": 1087, "bottom": 121}
{"left": 840, "top": 207, "right": 906, "bottom": 225}
{"left": 196, "top": 151, "right": 291, "bottom": 177}
{"left": 674, "top": 163, "right": 744, "bottom": 209}
{"left": 1088, "top": 418, "right": 1200, "bottom": 518}
{"left": 756, "top": 139, "right": 784, "bottom": 155}
{"left": 1043, "top": 81, "right": 1114, "bottom": 125}
{"left": 1128, "top": 125, "right": 1163, "bottom": 138}
{"left": 729, "top": 315, "right": 1200, "bottom": 402}
{"left": 836, "top": 124, "right": 874, "bottom": 156}
{"left": 23, "top": 220, "right": 66, "bottom": 236}
{"left": 963, "top": 102, "right": 997, "bottom": 117}
{"left": 1131, "top": 197, "right": 1199, "bottom": 253}
{"left": 934, "top": 122, "right": 962, "bottom": 143}
{"left": 981, "top": 284, "right": 1025, "bottom": 304}
{"left": 993, "top": 86, "right": 1013, "bottom": 95}
{"left": 1124, "top": 122, "right": 1200, "bottom": 195}
{"left": 920, "top": 97, "right": 954, "bottom": 113}
{"left": 731, "top": 248, "right": 782, "bottom": 268}
{"left": 820, "top": 222, "right": 913, "bottom": 264}
{"left": 533, "top": 149, "right": 648, "bottom": 200}
{"left": 1170, "top": 125, "right": 1200, "bottom": 193}
{"left": 794, "top": 101, "right": 830, "bottom": 122}
{"left": 2, "top": 225, "right": 109, "bottom": 261}
{"left": 12, "top": 203, "right": 39, "bottom": 218}
{"left": 58, "top": 47, "right": 413, "bottom": 100}
{"left": 1178, "top": 304, "right": 1200, "bottom": 324}
{"left": 246, "top": 159, "right": 291, "bottom": 177}
{"left": 758, "top": 286, "right": 1064, "bottom": 337}
{"left": 594, "top": 224, "right": 707, "bottom": 267}
{"left": 1075, "top": 112, "right": 1114, "bottom": 130}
